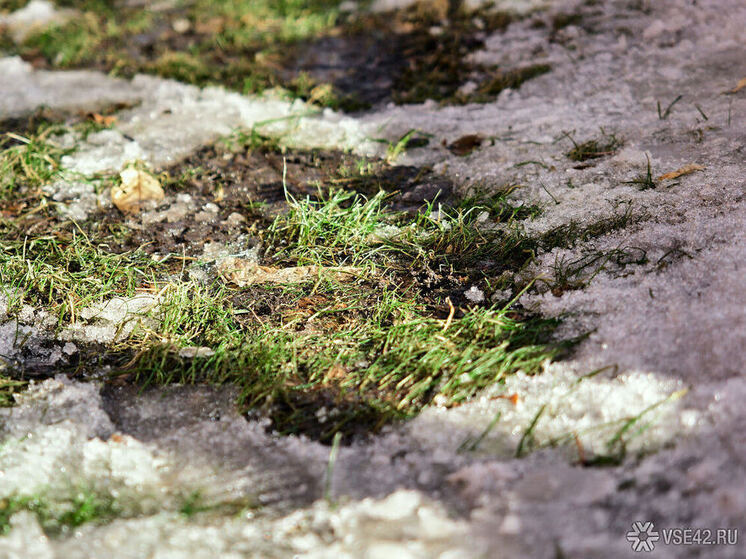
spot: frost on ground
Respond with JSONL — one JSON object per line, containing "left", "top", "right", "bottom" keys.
{"left": 57, "top": 75, "right": 380, "bottom": 175}
{"left": 1, "top": 0, "right": 746, "bottom": 557}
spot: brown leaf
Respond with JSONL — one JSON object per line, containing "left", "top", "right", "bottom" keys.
{"left": 657, "top": 164, "right": 705, "bottom": 182}
{"left": 447, "top": 134, "right": 484, "bottom": 156}
{"left": 724, "top": 77, "right": 746, "bottom": 94}
{"left": 111, "top": 167, "right": 165, "bottom": 214}
{"left": 88, "top": 112, "right": 117, "bottom": 126}
{"left": 217, "top": 257, "right": 358, "bottom": 287}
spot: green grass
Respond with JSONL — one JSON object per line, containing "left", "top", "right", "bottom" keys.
{"left": 123, "top": 278, "right": 561, "bottom": 442}
{"left": 0, "top": 488, "right": 121, "bottom": 536}
{"left": 114, "top": 188, "right": 567, "bottom": 441}
{"left": 193, "top": 0, "right": 341, "bottom": 44}
{"left": 266, "top": 186, "right": 542, "bottom": 274}
{"left": 0, "top": 233, "right": 158, "bottom": 327}
{"left": 0, "top": 127, "right": 639, "bottom": 441}
{"left": 0, "top": 125, "right": 72, "bottom": 199}
{"left": 8, "top": 0, "right": 547, "bottom": 108}
{"left": 0, "top": 376, "right": 27, "bottom": 407}
{"left": 624, "top": 154, "right": 657, "bottom": 190}
{"left": 15, "top": 0, "right": 346, "bottom": 101}
{"left": 267, "top": 188, "right": 389, "bottom": 266}
{"left": 0, "top": 121, "right": 586, "bottom": 442}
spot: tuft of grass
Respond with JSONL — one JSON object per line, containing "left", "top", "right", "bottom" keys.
{"left": 456, "top": 187, "right": 543, "bottom": 223}
{"left": 19, "top": 11, "right": 110, "bottom": 67}
{"left": 543, "top": 247, "right": 648, "bottom": 296}
{"left": 383, "top": 129, "right": 430, "bottom": 163}
{"left": 624, "top": 155, "right": 657, "bottom": 190}
{"left": 388, "top": 201, "right": 519, "bottom": 271}
{"left": 562, "top": 129, "right": 622, "bottom": 162}
{"left": 0, "top": 125, "right": 72, "bottom": 198}
{"left": 267, "top": 188, "right": 389, "bottom": 266}
{"left": 657, "top": 94, "right": 682, "bottom": 120}
{"left": 538, "top": 201, "right": 636, "bottom": 249}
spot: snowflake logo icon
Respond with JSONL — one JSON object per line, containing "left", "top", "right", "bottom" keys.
{"left": 627, "top": 521, "right": 660, "bottom": 552}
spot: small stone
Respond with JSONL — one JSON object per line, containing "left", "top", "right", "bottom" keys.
{"left": 172, "top": 17, "right": 190, "bottom": 33}
{"left": 226, "top": 212, "right": 246, "bottom": 226}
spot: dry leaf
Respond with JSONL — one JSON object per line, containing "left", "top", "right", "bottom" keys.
{"left": 217, "top": 257, "right": 358, "bottom": 287}
{"left": 88, "top": 112, "right": 117, "bottom": 126}
{"left": 112, "top": 167, "right": 165, "bottom": 214}
{"left": 724, "top": 77, "right": 746, "bottom": 94}
{"left": 657, "top": 164, "right": 705, "bottom": 181}
{"left": 446, "top": 134, "right": 484, "bottom": 156}
{"left": 492, "top": 393, "right": 520, "bottom": 405}
{"left": 213, "top": 184, "right": 225, "bottom": 203}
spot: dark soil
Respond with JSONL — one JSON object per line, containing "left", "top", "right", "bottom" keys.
{"left": 92, "top": 139, "right": 453, "bottom": 260}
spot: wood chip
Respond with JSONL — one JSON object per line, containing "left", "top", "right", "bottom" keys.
{"left": 217, "top": 257, "right": 358, "bottom": 287}
{"left": 111, "top": 167, "right": 165, "bottom": 213}
{"left": 657, "top": 164, "right": 705, "bottom": 182}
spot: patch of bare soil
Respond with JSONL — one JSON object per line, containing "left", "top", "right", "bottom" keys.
{"left": 93, "top": 140, "right": 453, "bottom": 259}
